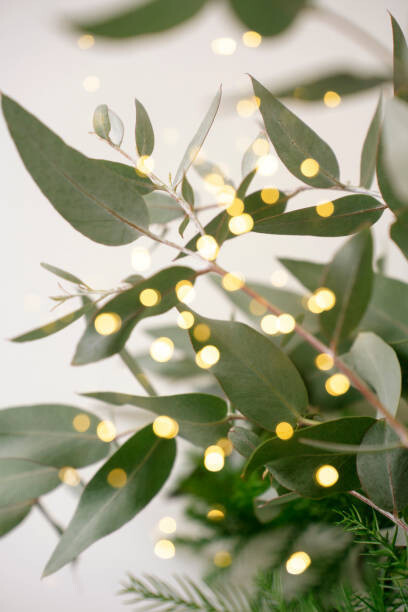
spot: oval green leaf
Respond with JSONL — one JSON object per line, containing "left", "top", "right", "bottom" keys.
{"left": 230, "top": 0, "right": 307, "bottom": 37}
{"left": 11, "top": 302, "right": 93, "bottom": 343}
{"left": 135, "top": 99, "right": 154, "bottom": 156}
{"left": 0, "top": 458, "right": 60, "bottom": 505}
{"left": 360, "top": 95, "right": 383, "bottom": 188}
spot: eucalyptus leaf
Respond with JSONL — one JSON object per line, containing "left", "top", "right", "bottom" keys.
{"left": 390, "top": 215, "right": 408, "bottom": 260}
{"left": 379, "top": 97, "right": 408, "bottom": 206}
{"left": 230, "top": 0, "right": 307, "bottom": 37}
{"left": 254, "top": 491, "right": 301, "bottom": 523}
{"left": 0, "top": 458, "right": 60, "bottom": 505}
{"left": 135, "top": 99, "right": 154, "bottom": 156}
{"left": 181, "top": 177, "right": 195, "bottom": 207}
{"left": 41, "top": 262, "right": 87, "bottom": 287}
{"left": 143, "top": 191, "right": 184, "bottom": 224}
{"left": 274, "top": 71, "right": 389, "bottom": 101}
{"left": 251, "top": 76, "right": 340, "bottom": 188}
{"left": 279, "top": 258, "right": 325, "bottom": 292}
{"left": 93, "top": 104, "right": 124, "bottom": 146}
{"left": 237, "top": 170, "right": 257, "bottom": 199}
{"left": 100, "top": 160, "right": 155, "bottom": 195}
{"left": 1, "top": 95, "right": 149, "bottom": 246}
{"left": 0, "top": 500, "right": 33, "bottom": 537}
{"left": 360, "top": 95, "right": 383, "bottom": 188}
{"left": 43, "top": 424, "right": 176, "bottom": 576}
{"left": 391, "top": 14, "right": 408, "bottom": 102}
{"left": 11, "top": 302, "right": 94, "bottom": 343}
{"left": 228, "top": 427, "right": 260, "bottom": 458}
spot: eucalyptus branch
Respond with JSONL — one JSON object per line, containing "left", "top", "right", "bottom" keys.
{"left": 349, "top": 490, "right": 408, "bottom": 533}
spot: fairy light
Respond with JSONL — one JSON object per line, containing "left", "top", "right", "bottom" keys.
{"left": 278, "top": 313, "right": 296, "bottom": 334}
{"left": 139, "top": 288, "right": 160, "bottom": 307}
{"left": 257, "top": 154, "right": 278, "bottom": 176}
{"left": 252, "top": 137, "right": 269, "bottom": 156}
{"left": 315, "top": 353, "right": 334, "bottom": 371}
{"left": 228, "top": 213, "right": 254, "bottom": 235}
{"left": 193, "top": 323, "right": 211, "bottom": 342}
{"left": 216, "top": 438, "right": 233, "bottom": 456}
{"left": 77, "top": 34, "right": 95, "bottom": 50}
{"left": 207, "top": 507, "right": 225, "bottom": 521}
{"left": 325, "top": 373, "right": 350, "bottom": 396}
{"left": 97, "top": 420, "right": 116, "bottom": 442}
{"left": 204, "top": 445, "right": 225, "bottom": 472}
{"left": 137, "top": 155, "right": 155, "bottom": 175}
{"left": 242, "top": 31, "right": 262, "bottom": 47}
{"left": 286, "top": 551, "right": 311, "bottom": 575}
{"left": 307, "top": 295, "right": 324, "bottom": 314}
{"left": 107, "top": 468, "right": 127, "bottom": 488}
{"left": 158, "top": 517, "right": 177, "bottom": 534}
{"left": 300, "top": 158, "right": 320, "bottom": 178}
{"left": 175, "top": 279, "right": 195, "bottom": 304}
{"left": 315, "top": 464, "right": 339, "bottom": 487}
{"left": 270, "top": 270, "right": 288, "bottom": 287}
{"left": 72, "top": 413, "right": 91, "bottom": 433}
{"left": 316, "top": 201, "right": 334, "bottom": 217}
{"left": 177, "top": 311, "right": 195, "bottom": 329}
{"left": 323, "top": 91, "right": 341, "bottom": 108}
{"left": 226, "top": 198, "right": 245, "bottom": 216}
{"left": 222, "top": 272, "right": 245, "bottom": 292}
{"left": 261, "top": 314, "right": 279, "bottom": 335}
{"left": 131, "top": 247, "right": 151, "bottom": 272}
{"left": 314, "top": 288, "right": 336, "bottom": 310}
{"left": 211, "top": 38, "right": 237, "bottom": 55}
{"left": 150, "top": 338, "right": 174, "bottom": 363}
{"left": 216, "top": 185, "right": 236, "bottom": 206}
{"left": 250, "top": 299, "right": 267, "bottom": 316}
{"left": 153, "top": 416, "right": 179, "bottom": 439}
{"left": 59, "top": 467, "right": 80, "bottom": 487}
{"left": 154, "top": 539, "right": 175, "bottom": 559}
{"left": 261, "top": 188, "right": 280, "bottom": 205}
{"left": 196, "top": 235, "right": 219, "bottom": 261}
{"left": 94, "top": 312, "right": 122, "bottom": 336}
{"left": 196, "top": 345, "right": 220, "bottom": 369}
{"left": 275, "top": 422, "right": 294, "bottom": 440}
{"left": 236, "top": 99, "right": 257, "bottom": 118}
{"left": 213, "top": 551, "right": 232, "bottom": 567}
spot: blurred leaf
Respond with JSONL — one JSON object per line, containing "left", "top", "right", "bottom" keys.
{"left": 241, "top": 132, "right": 264, "bottom": 177}
{"left": 43, "top": 424, "right": 176, "bottom": 576}
{"left": 143, "top": 191, "right": 183, "bottom": 224}
{"left": 0, "top": 458, "right": 60, "bottom": 505}
{"left": 11, "top": 302, "right": 94, "bottom": 343}
{"left": 274, "top": 71, "right": 389, "bottom": 101}
{"left": 73, "top": 266, "right": 196, "bottom": 365}
{"left": 74, "top": 0, "right": 208, "bottom": 39}
{"left": 83, "top": 392, "right": 228, "bottom": 447}
{"left": 244, "top": 417, "right": 374, "bottom": 498}
{"left": 187, "top": 312, "right": 309, "bottom": 430}
{"left": 181, "top": 177, "right": 195, "bottom": 207}
{"left": 230, "top": 0, "right": 307, "bottom": 37}
{"left": 193, "top": 159, "right": 234, "bottom": 187}
{"left": 279, "top": 257, "right": 325, "bottom": 292}
{"left": 228, "top": 427, "right": 260, "bottom": 458}
{"left": 390, "top": 14, "right": 408, "bottom": 102}
{"left": 320, "top": 230, "right": 373, "bottom": 347}
{"left": 252, "top": 195, "right": 383, "bottom": 237}
{"left": 1, "top": 95, "right": 149, "bottom": 246}
{"left": 0, "top": 404, "right": 108, "bottom": 468}
{"left": 41, "top": 262, "right": 87, "bottom": 287}
{"left": 251, "top": 76, "right": 340, "bottom": 188}
{"left": 390, "top": 214, "right": 408, "bottom": 260}
{"left": 135, "top": 99, "right": 154, "bottom": 156}
{"left": 254, "top": 491, "right": 301, "bottom": 523}
{"left": 357, "top": 420, "right": 408, "bottom": 512}
{"left": 144, "top": 324, "right": 193, "bottom": 353}
{"left": 360, "top": 95, "right": 383, "bottom": 188}
{"left": 379, "top": 97, "right": 408, "bottom": 207}
{"left": 237, "top": 170, "right": 257, "bottom": 198}
{"left": 0, "top": 500, "right": 32, "bottom": 538}
{"left": 139, "top": 354, "right": 202, "bottom": 380}
{"left": 173, "top": 86, "right": 222, "bottom": 187}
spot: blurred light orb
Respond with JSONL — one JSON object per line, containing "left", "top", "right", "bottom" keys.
{"left": 158, "top": 517, "right": 177, "bottom": 534}
{"left": 323, "top": 90, "right": 341, "bottom": 108}
{"left": 252, "top": 137, "right": 269, "bottom": 156}
{"left": 242, "top": 30, "right": 262, "bottom": 47}
{"left": 270, "top": 270, "right": 287, "bottom": 287}
{"left": 257, "top": 154, "right": 278, "bottom": 176}
{"left": 250, "top": 299, "right": 267, "bottom": 316}
{"left": 216, "top": 185, "right": 236, "bottom": 206}
{"left": 83, "top": 75, "right": 100, "bottom": 92}
{"left": 211, "top": 37, "right": 237, "bottom": 55}
{"left": 286, "top": 551, "right": 311, "bottom": 575}
{"left": 314, "top": 287, "right": 336, "bottom": 310}
{"left": 72, "top": 413, "right": 91, "bottom": 433}
{"left": 94, "top": 312, "right": 122, "bottom": 336}
{"left": 213, "top": 550, "right": 232, "bottom": 567}
{"left": 150, "top": 337, "right": 174, "bottom": 363}
{"left": 261, "top": 188, "right": 280, "bottom": 205}
{"left": 107, "top": 468, "right": 127, "bottom": 488}
{"left": 196, "top": 235, "right": 219, "bottom": 260}
{"left": 204, "top": 445, "right": 225, "bottom": 472}
{"left": 275, "top": 422, "right": 294, "bottom": 440}
{"left": 131, "top": 247, "right": 151, "bottom": 272}
{"left": 315, "top": 353, "right": 334, "bottom": 371}
{"left": 216, "top": 437, "right": 234, "bottom": 456}
{"left": 226, "top": 197, "right": 245, "bottom": 216}
{"left": 325, "top": 373, "right": 350, "bottom": 396}
{"left": 153, "top": 416, "right": 179, "bottom": 438}
{"left": 196, "top": 345, "right": 220, "bottom": 369}
{"left": 77, "top": 34, "right": 95, "bottom": 50}
{"left": 59, "top": 466, "right": 80, "bottom": 487}
{"left": 177, "top": 310, "right": 195, "bottom": 329}
{"left": 222, "top": 272, "right": 245, "bottom": 292}
{"left": 193, "top": 323, "right": 211, "bottom": 342}
{"left": 139, "top": 288, "right": 160, "bottom": 307}
{"left": 137, "top": 155, "right": 155, "bottom": 175}
{"left": 154, "top": 539, "right": 175, "bottom": 559}
{"left": 300, "top": 158, "right": 320, "bottom": 178}
{"left": 228, "top": 213, "right": 254, "bottom": 235}
{"left": 236, "top": 99, "right": 257, "bottom": 118}
{"left": 261, "top": 314, "right": 279, "bottom": 335}
{"left": 97, "top": 420, "right": 116, "bottom": 442}
{"left": 278, "top": 313, "right": 296, "bottom": 334}
{"left": 175, "top": 279, "right": 195, "bottom": 304}
{"left": 207, "top": 507, "right": 225, "bottom": 521}
{"left": 306, "top": 295, "right": 324, "bottom": 314}
{"left": 315, "top": 464, "right": 339, "bottom": 487}
{"left": 316, "top": 201, "right": 335, "bottom": 217}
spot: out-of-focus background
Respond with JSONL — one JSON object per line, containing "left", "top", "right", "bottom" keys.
{"left": 1, "top": 0, "right": 407, "bottom": 609}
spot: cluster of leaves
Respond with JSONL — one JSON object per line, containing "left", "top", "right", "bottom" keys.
{"left": 1, "top": 9, "right": 408, "bottom": 609}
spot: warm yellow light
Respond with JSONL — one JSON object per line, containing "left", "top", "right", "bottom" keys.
{"left": 177, "top": 310, "right": 195, "bottom": 330}
{"left": 72, "top": 413, "right": 91, "bottom": 433}
{"left": 314, "top": 288, "right": 336, "bottom": 310}
{"left": 325, "top": 373, "right": 350, "bottom": 396}
{"left": 196, "top": 345, "right": 220, "bottom": 369}
{"left": 316, "top": 201, "right": 334, "bottom": 218}
{"left": 204, "top": 173, "right": 224, "bottom": 187}
{"left": 59, "top": 467, "right": 80, "bottom": 487}
{"left": 107, "top": 468, "right": 127, "bottom": 488}
{"left": 139, "top": 288, "right": 160, "bottom": 307}
{"left": 236, "top": 99, "right": 257, "bottom": 118}
{"left": 154, "top": 539, "right": 175, "bottom": 559}
{"left": 77, "top": 34, "right": 95, "bottom": 50}
{"left": 97, "top": 420, "right": 116, "bottom": 443}
{"left": 257, "top": 155, "right": 278, "bottom": 176}
{"left": 226, "top": 198, "right": 245, "bottom": 216}
{"left": 261, "top": 188, "right": 280, "bottom": 205}
{"left": 222, "top": 272, "right": 245, "bottom": 292}
{"left": 250, "top": 299, "right": 267, "bottom": 316}
{"left": 275, "top": 422, "right": 294, "bottom": 440}
{"left": 83, "top": 76, "right": 100, "bottom": 92}
{"left": 204, "top": 445, "right": 225, "bottom": 472}
{"left": 278, "top": 313, "right": 296, "bottom": 334}
{"left": 193, "top": 323, "right": 211, "bottom": 342}
{"left": 211, "top": 37, "right": 237, "bottom": 55}
{"left": 270, "top": 270, "right": 288, "bottom": 287}
{"left": 300, "top": 158, "right": 320, "bottom": 178}
{"left": 315, "top": 353, "right": 334, "bottom": 371}
{"left": 213, "top": 550, "right": 232, "bottom": 567}
{"left": 136, "top": 155, "right": 155, "bottom": 175}
{"left": 175, "top": 279, "right": 195, "bottom": 304}
{"left": 286, "top": 551, "right": 311, "bottom": 575}
{"left": 261, "top": 314, "right": 279, "bottom": 335}
{"left": 207, "top": 507, "right": 225, "bottom": 521}
{"left": 216, "top": 185, "right": 236, "bottom": 206}
{"left": 323, "top": 91, "right": 341, "bottom": 108}
{"left": 94, "top": 312, "right": 122, "bottom": 336}
{"left": 307, "top": 295, "right": 324, "bottom": 314}
{"left": 196, "top": 235, "right": 219, "bottom": 261}
{"left": 216, "top": 437, "right": 233, "bottom": 456}
{"left": 150, "top": 338, "right": 174, "bottom": 363}
{"left": 158, "top": 517, "right": 177, "bottom": 534}
{"left": 153, "top": 415, "right": 179, "bottom": 439}
{"left": 242, "top": 30, "right": 262, "bottom": 47}
{"left": 315, "top": 464, "right": 339, "bottom": 487}
{"left": 252, "top": 137, "right": 269, "bottom": 156}
{"left": 228, "top": 213, "right": 254, "bottom": 235}
{"left": 131, "top": 247, "right": 151, "bottom": 272}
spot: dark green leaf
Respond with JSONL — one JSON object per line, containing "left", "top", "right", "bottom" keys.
{"left": 41, "top": 262, "right": 87, "bottom": 287}
{"left": 379, "top": 97, "right": 408, "bottom": 207}
{"left": 137, "top": 354, "right": 203, "bottom": 380}
{"left": 1, "top": 95, "right": 149, "bottom": 246}
{"left": 135, "top": 99, "right": 154, "bottom": 156}
{"left": 82, "top": 392, "right": 228, "bottom": 447}
{"left": 320, "top": 230, "right": 373, "bottom": 347}
{"left": 274, "top": 71, "right": 389, "bottom": 101}
{"left": 173, "top": 86, "right": 222, "bottom": 187}
{"left": 390, "top": 214, "right": 408, "bottom": 260}
{"left": 181, "top": 177, "right": 195, "bottom": 207}
{"left": 187, "top": 312, "right": 309, "bottom": 430}
{"left": 251, "top": 76, "right": 340, "bottom": 188}
{"left": 0, "top": 500, "right": 33, "bottom": 537}
{"left": 252, "top": 195, "right": 383, "bottom": 237}
{"left": 43, "top": 424, "right": 176, "bottom": 576}
{"left": 144, "top": 324, "right": 193, "bottom": 353}
{"left": 0, "top": 458, "right": 60, "bottom": 505}
{"left": 143, "top": 191, "right": 184, "bottom": 224}
{"left": 74, "top": 0, "right": 208, "bottom": 39}
{"left": 178, "top": 215, "right": 189, "bottom": 238}
{"left": 360, "top": 95, "right": 383, "bottom": 188}
{"left": 391, "top": 14, "right": 408, "bottom": 102}
{"left": 244, "top": 417, "right": 374, "bottom": 498}
{"left": 230, "top": 0, "right": 307, "bottom": 36}
{"left": 357, "top": 420, "right": 408, "bottom": 512}
{"left": 73, "top": 266, "right": 196, "bottom": 365}
{"left": 228, "top": 427, "right": 260, "bottom": 458}
{"left": 100, "top": 160, "right": 155, "bottom": 195}
{"left": 0, "top": 404, "right": 108, "bottom": 468}
{"left": 237, "top": 170, "right": 256, "bottom": 199}
{"left": 279, "top": 257, "right": 325, "bottom": 292}
{"left": 11, "top": 302, "right": 94, "bottom": 343}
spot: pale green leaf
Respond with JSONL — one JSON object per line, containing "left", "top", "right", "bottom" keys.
{"left": 135, "top": 99, "right": 154, "bottom": 156}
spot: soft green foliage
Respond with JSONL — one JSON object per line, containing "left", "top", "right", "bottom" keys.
{"left": 275, "top": 71, "right": 389, "bottom": 101}
{"left": 135, "top": 99, "right": 155, "bottom": 156}
{"left": 360, "top": 95, "right": 383, "bottom": 188}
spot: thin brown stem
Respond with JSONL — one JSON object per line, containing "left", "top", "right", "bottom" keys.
{"left": 349, "top": 490, "right": 408, "bottom": 532}
{"left": 36, "top": 500, "right": 63, "bottom": 536}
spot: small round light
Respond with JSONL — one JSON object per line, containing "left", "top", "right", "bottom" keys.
{"left": 207, "top": 507, "right": 225, "bottom": 521}
{"left": 300, "top": 158, "right": 320, "bottom": 178}
{"left": 196, "top": 235, "right": 219, "bottom": 261}
{"left": 77, "top": 34, "right": 95, "bottom": 50}
{"left": 177, "top": 311, "right": 195, "bottom": 329}
{"left": 222, "top": 272, "right": 245, "bottom": 292}
{"left": 131, "top": 247, "right": 151, "bottom": 272}
{"left": 137, "top": 155, "right": 155, "bottom": 175}
{"left": 213, "top": 550, "right": 232, "bottom": 567}
{"left": 307, "top": 295, "right": 324, "bottom": 314}
{"left": 315, "top": 464, "right": 339, "bottom": 487}
{"left": 158, "top": 517, "right": 177, "bottom": 534}
{"left": 325, "top": 373, "right": 350, "bottom": 396}
{"left": 139, "top": 288, "right": 160, "bottom": 307}
{"left": 278, "top": 313, "right": 296, "bottom": 334}
{"left": 236, "top": 99, "right": 257, "bottom": 118}
{"left": 216, "top": 437, "right": 233, "bottom": 456}
{"left": 72, "top": 413, "right": 91, "bottom": 433}
{"left": 196, "top": 345, "right": 220, "bottom": 369}
{"left": 275, "top": 422, "right": 294, "bottom": 440}
{"left": 228, "top": 213, "right": 254, "bottom": 235}
{"left": 94, "top": 312, "right": 121, "bottom": 336}
{"left": 150, "top": 338, "right": 174, "bottom": 363}
{"left": 257, "top": 154, "right": 278, "bottom": 176}
{"left": 97, "top": 420, "right": 116, "bottom": 442}
{"left": 315, "top": 353, "right": 334, "bottom": 371}
{"left": 242, "top": 30, "right": 262, "bottom": 48}
{"left": 211, "top": 37, "right": 237, "bottom": 55}
{"left": 270, "top": 270, "right": 287, "bottom": 287}
{"left": 226, "top": 198, "right": 245, "bottom": 216}
{"left": 59, "top": 467, "right": 80, "bottom": 487}
{"left": 323, "top": 91, "right": 341, "bottom": 108}
{"left": 286, "top": 551, "right": 311, "bottom": 575}
{"left": 107, "top": 468, "right": 127, "bottom": 488}
{"left": 261, "top": 314, "right": 279, "bottom": 335}
{"left": 204, "top": 445, "right": 225, "bottom": 472}
{"left": 153, "top": 416, "right": 179, "bottom": 439}
{"left": 193, "top": 323, "right": 211, "bottom": 342}
{"left": 216, "top": 185, "right": 236, "bottom": 206}
{"left": 314, "top": 288, "right": 336, "bottom": 311}
{"left": 175, "top": 279, "right": 195, "bottom": 304}
{"left": 261, "top": 188, "right": 280, "bottom": 205}
{"left": 154, "top": 539, "right": 175, "bottom": 559}
{"left": 316, "top": 201, "right": 334, "bottom": 217}
{"left": 252, "top": 137, "right": 269, "bottom": 156}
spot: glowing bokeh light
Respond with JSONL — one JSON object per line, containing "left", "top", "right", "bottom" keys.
{"left": 315, "top": 464, "right": 339, "bottom": 487}
{"left": 242, "top": 30, "right": 262, "bottom": 47}
{"left": 211, "top": 37, "right": 237, "bottom": 55}
{"left": 59, "top": 467, "right": 80, "bottom": 487}
{"left": 252, "top": 137, "right": 269, "bottom": 156}
{"left": 213, "top": 550, "right": 232, "bottom": 567}
{"left": 216, "top": 437, "right": 233, "bottom": 456}
{"left": 226, "top": 197, "right": 245, "bottom": 216}
{"left": 97, "top": 420, "right": 116, "bottom": 442}
{"left": 300, "top": 158, "right": 320, "bottom": 178}
{"left": 315, "top": 353, "right": 334, "bottom": 371}
{"left": 261, "top": 188, "right": 280, "bottom": 205}
{"left": 270, "top": 270, "right": 288, "bottom": 287}
{"left": 286, "top": 551, "right": 311, "bottom": 575}
{"left": 150, "top": 337, "right": 174, "bottom": 363}
{"left": 228, "top": 213, "right": 254, "bottom": 235}
{"left": 72, "top": 413, "right": 91, "bottom": 433}
{"left": 131, "top": 247, "right": 151, "bottom": 272}
{"left": 137, "top": 155, "right": 155, "bottom": 175}
{"left": 323, "top": 91, "right": 341, "bottom": 108}
{"left": 325, "top": 373, "right": 350, "bottom": 396}
{"left": 94, "top": 312, "right": 122, "bottom": 336}
{"left": 207, "top": 507, "right": 225, "bottom": 521}
{"left": 261, "top": 314, "right": 279, "bottom": 335}
{"left": 257, "top": 154, "right": 278, "bottom": 176}
{"left": 204, "top": 445, "right": 225, "bottom": 472}
{"left": 107, "top": 468, "right": 127, "bottom": 488}
{"left": 154, "top": 539, "right": 175, "bottom": 559}
{"left": 193, "top": 323, "right": 211, "bottom": 342}
{"left": 316, "top": 201, "right": 334, "bottom": 217}
{"left": 314, "top": 288, "right": 336, "bottom": 310}
{"left": 250, "top": 299, "right": 267, "bottom": 316}
{"left": 77, "top": 34, "right": 95, "bottom": 50}
{"left": 278, "top": 313, "right": 296, "bottom": 334}
{"left": 196, "top": 235, "right": 219, "bottom": 261}
{"left": 153, "top": 416, "right": 179, "bottom": 439}
{"left": 177, "top": 310, "right": 195, "bottom": 330}
{"left": 175, "top": 279, "right": 195, "bottom": 304}
{"left": 196, "top": 345, "right": 220, "bottom": 369}
{"left": 140, "top": 288, "right": 160, "bottom": 307}
{"left": 222, "top": 272, "right": 245, "bottom": 292}
{"left": 158, "top": 517, "right": 177, "bottom": 534}
{"left": 275, "top": 422, "right": 294, "bottom": 440}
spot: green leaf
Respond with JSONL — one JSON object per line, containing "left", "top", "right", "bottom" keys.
{"left": 75, "top": 0, "right": 208, "bottom": 39}
{"left": 187, "top": 312, "right": 309, "bottom": 430}
{"left": 173, "top": 86, "right": 222, "bottom": 187}
{"left": 144, "top": 324, "right": 194, "bottom": 353}
{"left": 279, "top": 257, "right": 325, "bottom": 292}
{"left": 43, "top": 424, "right": 176, "bottom": 576}
{"left": 1, "top": 95, "right": 149, "bottom": 246}
{"left": 100, "top": 160, "right": 155, "bottom": 195}
{"left": 379, "top": 97, "right": 408, "bottom": 207}
{"left": 0, "top": 500, "right": 33, "bottom": 537}
{"left": 143, "top": 191, "right": 184, "bottom": 224}
{"left": 254, "top": 491, "right": 300, "bottom": 523}
{"left": 93, "top": 104, "right": 124, "bottom": 146}
{"left": 360, "top": 95, "right": 383, "bottom": 188}
{"left": 230, "top": 0, "right": 307, "bottom": 36}
{"left": 82, "top": 392, "right": 228, "bottom": 447}
{"left": 73, "top": 266, "right": 196, "bottom": 365}
{"left": 41, "top": 262, "right": 87, "bottom": 287}
{"left": 237, "top": 170, "right": 257, "bottom": 199}
{"left": 178, "top": 215, "right": 189, "bottom": 238}
{"left": 251, "top": 76, "right": 340, "bottom": 188}
{"left": 228, "top": 427, "right": 260, "bottom": 458}
{"left": 274, "top": 71, "right": 389, "bottom": 101}
{"left": 135, "top": 99, "right": 154, "bottom": 156}
{"left": 391, "top": 14, "right": 408, "bottom": 102}
{"left": 348, "top": 332, "right": 401, "bottom": 418}
{"left": 244, "top": 417, "right": 374, "bottom": 498}
{"left": 0, "top": 405, "right": 108, "bottom": 468}
{"left": 251, "top": 195, "right": 383, "bottom": 237}
{"left": 0, "top": 458, "right": 60, "bottom": 505}
{"left": 357, "top": 420, "right": 408, "bottom": 512}
{"left": 181, "top": 176, "right": 195, "bottom": 207}
{"left": 390, "top": 214, "right": 408, "bottom": 260}
{"left": 11, "top": 302, "right": 94, "bottom": 343}
{"left": 320, "top": 230, "right": 373, "bottom": 347}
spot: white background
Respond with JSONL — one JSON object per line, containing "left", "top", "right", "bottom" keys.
{"left": 0, "top": 0, "right": 407, "bottom": 609}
